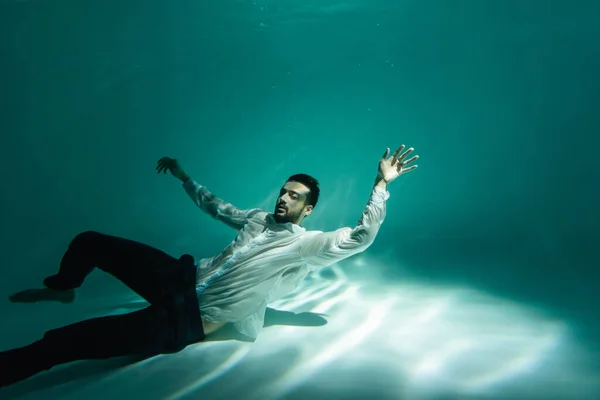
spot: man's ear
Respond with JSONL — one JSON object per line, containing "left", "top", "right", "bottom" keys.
{"left": 304, "top": 205, "right": 314, "bottom": 216}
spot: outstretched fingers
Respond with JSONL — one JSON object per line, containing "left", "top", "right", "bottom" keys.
{"left": 397, "top": 147, "right": 414, "bottom": 162}
{"left": 392, "top": 145, "right": 405, "bottom": 161}
{"left": 156, "top": 160, "right": 165, "bottom": 173}
{"left": 402, "top": 155, "right": 419, "bottom": 166}
{"left": 383, "top": 145, "right": 413, "bottom": 164}
{"left": 156, "top": 158, "right": 171, "bottom": 174}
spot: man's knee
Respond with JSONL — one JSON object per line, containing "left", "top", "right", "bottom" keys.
{"left": 69, "top": 230, "right": 103, "bottom": 250}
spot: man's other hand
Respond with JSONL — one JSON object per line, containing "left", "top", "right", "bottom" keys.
{"left": 156, "top": 157, "right": 190, "bottom": 182}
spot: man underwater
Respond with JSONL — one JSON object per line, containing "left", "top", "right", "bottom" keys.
{"left": 1, "top": 145, "right": 418, "bottom": 387}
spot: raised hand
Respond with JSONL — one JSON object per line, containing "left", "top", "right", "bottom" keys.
{"left": 378, "top": 145, "right": 419, "bottom": 183}
{"left": 156, "top": 157, "right": 190, "bottom": 182}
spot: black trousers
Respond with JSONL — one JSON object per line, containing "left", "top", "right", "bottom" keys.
{"left": 0, "top": 231, "right": 205, "bottom": 388}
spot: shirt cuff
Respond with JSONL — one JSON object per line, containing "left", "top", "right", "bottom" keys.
{"left": 183, "top": 178, "right": 198, "bottom": 190}
{"left": 372, "top": 185, "right": 391, "bottom": 202}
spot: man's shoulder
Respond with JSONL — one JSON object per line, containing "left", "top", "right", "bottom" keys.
{"left": 245, "top": 208, "right": 269, "bottom": 222}
{"left": 247, "top": 208, "right": 267, "bottom": 217}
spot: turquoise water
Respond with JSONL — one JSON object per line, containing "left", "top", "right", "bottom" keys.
{"left": 1, "top": 0, "right": 599, "bottom": 399}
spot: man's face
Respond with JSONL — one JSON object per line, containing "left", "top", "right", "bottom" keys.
{"left": 274, "top": 181, "right": 313, "bottom": 224}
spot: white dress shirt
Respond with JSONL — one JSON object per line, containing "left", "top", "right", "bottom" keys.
{"left": 183, "top": 178, "right": 390, "bottom": 340}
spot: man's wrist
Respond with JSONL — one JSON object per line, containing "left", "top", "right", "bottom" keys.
{"left": 374, "top": 176, "right": 387, "bottom": 190}
{"left": 179, "top": 174, "right": 190, "bottom": 183}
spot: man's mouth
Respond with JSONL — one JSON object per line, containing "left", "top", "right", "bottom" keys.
{"left": 277, "top": 205, "right": 286, "bottom": 212}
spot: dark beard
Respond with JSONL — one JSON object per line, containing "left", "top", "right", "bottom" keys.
{"left": 274, "top": 210, "right": 299, "bottom": 224}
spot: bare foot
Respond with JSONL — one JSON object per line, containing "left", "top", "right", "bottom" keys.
{"left": 9, "top": 288, "right": 75, "bottom": 304}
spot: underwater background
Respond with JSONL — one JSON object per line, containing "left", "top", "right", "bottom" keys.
{"left": 1, "top": 0, "right": 599, "bottom": 399}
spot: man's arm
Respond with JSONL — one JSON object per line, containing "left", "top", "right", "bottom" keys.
{"left": 301, "top": 178, "right": 390, "bottom": 270}
{"left": 156, "top": 157, "right": 259, "bottom": 230}
{"left": 301, "top": 145, "right": 418, "bottom": 271}
{"left": 182, "top": 178, "right": 259, "bottom": 230}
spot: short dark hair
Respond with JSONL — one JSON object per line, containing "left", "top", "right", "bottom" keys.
{"left": 287, "top": 173, "right": 320, "bottom": 208}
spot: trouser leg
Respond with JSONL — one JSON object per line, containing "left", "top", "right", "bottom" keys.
{"left": 0, "top": 231, "right": 205, "bottom": 388}
{"left": 44, "top": 230, "right": 194, "bottom": 304}
{"left": 0, "top": 288, "right": 204, "bottom": 388}
{"left": 0, "top": 305, "right": 170, "bottom": 387}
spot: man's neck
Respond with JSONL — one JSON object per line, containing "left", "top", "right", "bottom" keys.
{"left": 272, "top": 214, "right": 302, "bottom": 226}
